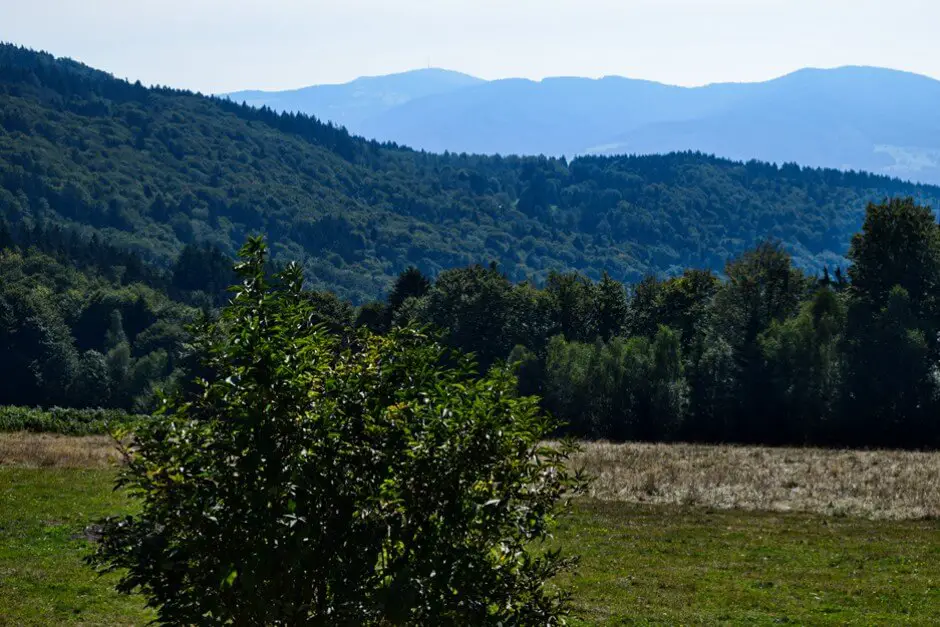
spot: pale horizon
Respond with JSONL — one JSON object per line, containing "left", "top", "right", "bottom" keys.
{"left": 3, "top": 0, "right": 939, "bottom": 93}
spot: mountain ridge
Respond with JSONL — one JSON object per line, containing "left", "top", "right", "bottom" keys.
{"left": 226, "top": 65, "right": 940, "bottom": 184}
{"left": 224, "top": 68, "right": 484, "bottom": 132}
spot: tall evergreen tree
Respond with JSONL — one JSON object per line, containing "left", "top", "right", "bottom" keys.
{"left": 387, "top": 266, "right": 431, "bottom": 313}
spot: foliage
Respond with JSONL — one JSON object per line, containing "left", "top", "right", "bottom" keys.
{"left": 4, "top": 42, "right": 940, "bottom": 448}
{"left": 840, "top": 198, "right": 940, "bottom": 446}
{"left": 6, "top": 198, "right": 940, "bottom": 449}
{"left": 0, "top": 242, "right": 197, "bottom": 411}
{"left": 3, "top": 45, "right": 940, "bottom": 304}
{"left": 89, "top": 239, "right": 585, "bottom": 625}
{"left": 759, "top": 289, "right": 845, "bottom": 443}
{"left": 393, "top": 200, "right": 940, "bottom": 449}
{"left": 542, "top": 328, "right": 687, "bottom": 441}
{"left": 415, "top": 263, "right": 524, "bottom": 369}
{"left": 0, "top": 405, "right": 140, "bottom": 435}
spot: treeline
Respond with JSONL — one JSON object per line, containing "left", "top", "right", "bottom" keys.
{"left": 4, "top": 198, "right": 940, "bottom": 449}
{"left": 0, "top": 222, "right": 237, "bottom": 410}
{"left": 3, "top": 43, "right": 940, "bottom": 302}
{"left": 354, "top": 198, "right": 940, "bottom": 449}
{"left": 1, "top": 221, "right": 354, "bottom": 410}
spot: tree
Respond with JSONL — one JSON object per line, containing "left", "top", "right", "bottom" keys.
{"left": 387, "top": 266, "right": 431, "bottom": 314}
{"left": 415, "top": 264, "right": 517, "bottom": 369}
{"left": 355, "top": 300, "right": 389, "bottom": 333}
{"left": 0, "top": 220, "right": 12, "bottom": 250}
{"left": 0, "top": 271, "right": 79, "bottom": 406}
{"left": 302, "top": 289, "right": 355, "bottom": 335}
{"left": 845, "top": 286, "right": 937, "bottom": 446}
{"left": 171, "top": 243, "right": 237, "bottom": 306}
{"left": 507, "top": 344, "right": 543, "bottom": 398}
{"left": 712, "top": 241, "right": 808, "bottom": 352}
{"left": 647, "top": 325, "right": 689, "bottom": 440}
{"left": 504, "top": 281, "right": 556, "bottom": 354}
{"left": 626, "top": 275, "right": 663, "bottom": 339}
{"left": 843, "top": 198, "right": 940, "bottom": 446}
{"left": 848, "top": 197, "right": 940, "bottom": 319}
{"left": 545, "top": 271, "right": 597, "bottom": 342}
{"left": 90, "top": 238, "right": 585, "bottom": 625}
{"left": 73, "top": 349, "right": 112, "bottom": 408}
{"left": 595, "top": 271, "right": 628, "bottom": 340}
{"left": 760, "top": 288, "right": 845, "bottom": 444}
{"left": 542, "top": 329, "right": 687, "bottom": 441}
{"left": 709, "top": 241, "right": 808, "bottom": 442}
{"left": 683, "top": 333, "right": 737, "bottom": 442}
{"left": 656, "top": 269, "right": 719, "bottom": 351}
{"left": 543, "top": 335, "right": 599, "bottom": 436}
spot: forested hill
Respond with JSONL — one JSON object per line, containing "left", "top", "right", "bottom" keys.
{"left": 2, "top": 44, "right": 940, "bottom": 302}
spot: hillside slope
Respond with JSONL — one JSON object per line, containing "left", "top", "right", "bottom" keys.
{"left": 2, "top": 45, "right": 939, "bottom": 302}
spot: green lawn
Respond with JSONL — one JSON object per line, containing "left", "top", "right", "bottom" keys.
{"left": 0, "top": 468, "right": 152, "bottom": 626}
{"left": 562, "top": 501, "right": 940, "bottom": 625}
{"left": 2, "top": 468, "right": 939, "bottom": 625}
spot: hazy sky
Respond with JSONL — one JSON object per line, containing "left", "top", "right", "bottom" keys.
{"left": 3, "top": 0, "right": 938, "bottom": 93}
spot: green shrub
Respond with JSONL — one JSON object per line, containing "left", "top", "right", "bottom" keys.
{"left": 90, "top": 238, "right": 585, "bottom": 625}
{"left": 0, "top": 405, "right": 141, "bottom": 435}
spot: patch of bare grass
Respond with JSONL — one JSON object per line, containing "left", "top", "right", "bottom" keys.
{"left": 0, "top": 432, "right": 122, "bottom": 468}
{"left": 574, "top": 441, "right": 940, "bottom": 519}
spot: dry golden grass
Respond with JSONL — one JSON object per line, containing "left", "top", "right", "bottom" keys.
{"left": 0, "top": 432, "right": 122, "bottom": 468}
{"left": 5, "top": 432, "right": 940, "bottom": 519}
{"left": 574, "top": 441, "right": 940, "bottom": 519}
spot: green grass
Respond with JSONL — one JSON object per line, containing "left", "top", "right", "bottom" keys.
{"left": 1, "top": 468, "right": 939, "bottom": 625}
{"left": 0, "top": 468, "right": 152, "bottom": 626}
{"left": 562, "top": 500, "right": 940, "bottom": 625}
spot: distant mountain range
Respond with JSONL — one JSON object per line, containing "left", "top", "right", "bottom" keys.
{"left": 226, "top": 69, "right": 484, "bottom": 134}
{"left": 225, "top": 66, "right": 940, "bottom": 185}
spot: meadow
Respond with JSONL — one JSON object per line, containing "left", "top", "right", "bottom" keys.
{"left": 576, "top": 441, "right": 940, "bottom": 520}
{"left": 2, "top": 434, "right": 940, "bottom": 625}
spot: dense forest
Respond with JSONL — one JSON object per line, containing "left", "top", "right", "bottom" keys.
{"left": 0, "top": 222, "right": 196, "bottom": 411}
{"left": 356, "top": 198, "right": 940, "bottom": 449}
{"left": 4, "top": 46, "right": 940, "bottom": 448}
{"left": 4, "top": 197, "right": 940, "bottom": 449}
{"left": 3, "top": 44, "right": 940, "bottom": 304}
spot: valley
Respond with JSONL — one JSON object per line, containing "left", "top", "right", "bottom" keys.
{"left": 3, "top": 37, "right": 940, "bottom": 625}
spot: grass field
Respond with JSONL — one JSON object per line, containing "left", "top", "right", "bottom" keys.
{"left": 0, "top": 467, "right": 152, "bottom": 626}
{"left": 576, "top": 441, "right": 940, "bottom": 519}
{"left": 2, "top": 434, "right": 940, "bottom": 625}
{"left": 562, "top": 502, "right": 940, "bottom": 625}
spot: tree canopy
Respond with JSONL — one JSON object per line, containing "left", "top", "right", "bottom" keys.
{"left": 2, "top": 44, "right": 940, "bottom": 303}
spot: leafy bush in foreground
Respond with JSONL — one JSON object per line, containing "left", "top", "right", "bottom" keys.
{"left": 0, "top": 405, "right": 141, "bottom": 435}
{"left": 90, "top": 238, "right": 585, "bottom": 625}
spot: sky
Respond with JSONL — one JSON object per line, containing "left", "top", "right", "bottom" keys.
{"left": 3, "top": 0, "right": 939, "bottom": 93}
